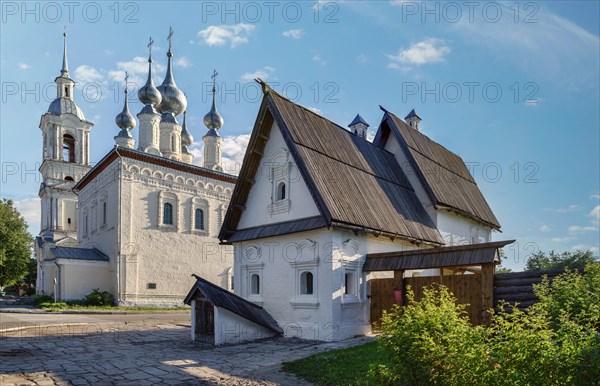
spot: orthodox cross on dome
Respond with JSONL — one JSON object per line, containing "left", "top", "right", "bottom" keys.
{"left": 211, "top": 69, "right": 218, "bottom": 92}
{"left": 147, "top": 36, "right": 154, "bottom": 59}
{"left": 167, "top": 26, "right": 174, "bottom": 52}
{"left": 124, "top": 72, "right": 129, "bottom": 93}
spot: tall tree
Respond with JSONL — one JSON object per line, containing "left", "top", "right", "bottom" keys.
{"left": 525, "top": 250, "right": 598, "bottom": 271}
{"left": 0, "top": 199, "right": 33, "bottom": 289}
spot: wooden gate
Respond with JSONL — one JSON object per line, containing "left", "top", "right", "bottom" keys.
{"left": 405, "top": 275, "right": 484, "bottom": 325}
{"left": 195, "top": 298, "right": 215, "bottom": 344}
{"left": 369, "top": 278, "right": 398, "bottom": 329}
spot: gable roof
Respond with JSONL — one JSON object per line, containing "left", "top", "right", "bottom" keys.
{"left": 375, "top": 110, "right": 501, "bottom": 230}
{"left": 49, "top": 246, "right": 109, "bottom": 261}
{"left": 349, "top": 114, "right": 369, "bottom": 127}
{"left": 364, "top": 240, "right": 514, "bottom": 271}
{"left": 184, "top": 274, "right": 283, "bottom": 334}
{"left": 74, "top": 147, "right": 237, "bottom": 191}
{"left": 219, "top": 82, "right": 443, "bottom": 245}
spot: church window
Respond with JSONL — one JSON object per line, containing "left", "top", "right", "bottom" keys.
{"left": 64, "top": 176, "right": 74, "bottom": 181}
{"left": 102, "top": 202, "right": 107, "bottom": 226}
{"left": 300, "top": 271, "right": 313, "bottom": 295}
{"left": 84, "top": 213, "right": 89, "bottom": 236}
{"left": 344, "top": 272, "right": 356, "bottom": 296}
{"left": 163, "top": 203, "right": 173, "bottom": 225}
{"left": 62, "top": 134, "right": 75, "bottom": 163}
{"left": 195, "top": 208, "right": 204, "bottom": 230}
{"left": 65, "top": 87, "right": 69, "bottom": 98}
{"left": 277, "top": 182, "right": 286, "bottom": 201}
{"left": 250, "top": 274, "right": 260, "bottom": 295}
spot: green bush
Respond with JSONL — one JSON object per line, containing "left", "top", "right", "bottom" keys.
{"left": 32, "top": 294, "right": 53, "bottom": 306}
{"left": 371, "top": 263, "right": 600, "bottom": 386}
{"left": 84, "top": 288, "right": 114, "bottom": 306}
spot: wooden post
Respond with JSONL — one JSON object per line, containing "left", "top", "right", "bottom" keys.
{"left": 480, "top": 263, "right": 494, "bottom": 325}
{"left": 393, "top": 270, "right": 403, "bottom": 288}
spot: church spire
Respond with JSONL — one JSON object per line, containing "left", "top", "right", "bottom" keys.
{"left": 114, "top": 73, "right": 136, "bottom": 149}
{"left": 203, "top": 69, "right": 224, "bottom": 130}
{"left": 61, "top": 28, "right": 69, "bottom": 78}
{"left": 203, "top": 70, "right": 223, "bottom": 171}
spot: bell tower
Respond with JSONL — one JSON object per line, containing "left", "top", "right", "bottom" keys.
{"left": 38, "top": 31, "right": 94, "bottom": 240}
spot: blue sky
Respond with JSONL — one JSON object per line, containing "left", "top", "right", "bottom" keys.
{"left": 1, "top": 1, "right": 598, "bottom": 270}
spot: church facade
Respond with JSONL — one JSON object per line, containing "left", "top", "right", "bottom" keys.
{"left": 35, "top": 31, "right": 236, "bottom": 305}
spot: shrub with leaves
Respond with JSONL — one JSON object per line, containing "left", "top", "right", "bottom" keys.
{"left": 84, "top": 288, "right": 114, "bottom": 306}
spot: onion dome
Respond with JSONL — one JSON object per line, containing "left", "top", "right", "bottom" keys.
{"left": 203, "top": 69, "right": 224, "bottom": 130}
{"left": 115, "top": 73, "right": 136, "bottom": 130}
{"left": 48, "top": 98, "right": 86, "bottom": 120}
{"left": 138, "top": 37, "right": 162, "bottom": 108}
{"left": 156, "top": 28, "right": 187, "bottom": 116}
{"left": 181, "top": 110, "right": 193, "bottom": 146}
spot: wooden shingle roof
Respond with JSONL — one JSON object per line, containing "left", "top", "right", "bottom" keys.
{"left": 376, "top": 111, "right": 501, "bottom": 230}
{"left": 219, "top": 82, "right": 443, "bottom": 245}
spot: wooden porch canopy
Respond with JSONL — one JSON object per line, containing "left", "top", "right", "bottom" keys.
{"left": 363, "top": 240, "right": 515, "bottom": 272}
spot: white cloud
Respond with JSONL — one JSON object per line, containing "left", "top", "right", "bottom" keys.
{"left": 356, "top": 54, "right": 368, "bottom": 64}
{"left": 552, "top": 236, "right": 574, "bottom": 243}
{"left": 282, "top": 29, "right": 304, "bottom": 39}
{"left": 390, "top": 0, "right": 409, "bottom": 5}
{"left": 175, "top": 57, "right": 191, "bottom": 68}
{"left": 572, "top": 244, "right": 599, "bottom": 253}
{"left": 543, "top": 204, "right": 582, "bottom": 213}
{"left": 13, "top": 197, "right": 40, "bottom": 234}
{"left": 539, "top": 224, "right": 551, "bottom": 232}
{"left": 387, "top": 62, "right": 411, "bottom": 72}
{"left": 18, "top": 63, "right": 30, "bottom": 70}
{"left": 308, "top": 107, "right": 323, "bottom": 115}
{"left": 388, "top": 38, "right": 450, "bottom": 66}
{"left": 591, "top": 194, "right": 600, "bottom": 200}
{"left": 568, "top": 225, "right": 598, "bottom": 234}
{"left": 75, "top": 65, "right": 104, "bottom": 84}
{"left": 240, "top": 67, "right": 274, "bottom": 82}
{"left": 108, "top": 56, "right": 165, "bottom": 89}
{"left": 312, "top": 54, "right": 326, "bottom": 65}
{"left": 588, "top": 205, "right": 600, "bottom": 224}
{"left": 198, "top": 24, "right": 255, "bottom": 48}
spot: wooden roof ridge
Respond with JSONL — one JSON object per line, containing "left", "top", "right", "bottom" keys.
{"left": 385, "top": 111, "right": 474, "bottom": 184}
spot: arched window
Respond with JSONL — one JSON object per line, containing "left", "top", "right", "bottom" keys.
{"left": 65, "top": 87, "right": 69, "bottom": 98}
{"left": 102, "top": 202, "right": 107, "bottom": 226}
{"left": 250, "top": 274, "right": 260, "bottom": 295}
{"left": 64, "top": 176, "right": 74, "bottom": 182}
{"left": 277, "top": 182, "right": 286, "bottom": 201}
{"left": 195, "top": 208, "right": 204, "bottom": 230}
{"left": 62, "top": 134, "right": 75, "bottom": 163}
{"left": 171, "top": 135, "right": 175, "bottom": 151}
{"left": 163, "top": 203, "right": 173, "bottom": 225}
{"left": 300, "top": 272, "right": 313, "bottom": 295}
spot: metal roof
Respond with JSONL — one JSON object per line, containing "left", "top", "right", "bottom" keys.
{"left": 404, "top": 109, "right": 421, "bottom": 120}
{"left": 184, "top": 274, "right": 283, "bottom": 334}
{"left": 227, "top": 216, "right": 327, "bottom": 243}
{"left": 375, "top": 112, "right": 501, "bottom": 230}
{"left": 363, "top": 240, "right": 515, "bottom": 271}
{"left": 219, "top": 83, "right": 443, "bottom": 246}
{"left": 49, "top": 247, "right": 109, "bottom": 261}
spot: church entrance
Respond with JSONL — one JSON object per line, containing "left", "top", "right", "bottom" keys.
{"left": 194, "top": 298, "right": 215, "bottom": 344}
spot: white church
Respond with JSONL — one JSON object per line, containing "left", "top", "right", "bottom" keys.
{"left": 35, "top": 30, "right": 236, "bottom": 305}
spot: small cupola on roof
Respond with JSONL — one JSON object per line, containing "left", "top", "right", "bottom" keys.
{"left": 203, "top": 70, "right": 224, "bottom": 131}
{"left": 348, "top": 114, "right": 369, "bottom": 139}
{"left": 156, "top": 27, "right": 187, "bottom": 120}
{"left": 180, "top": 109, "right": 194, "bottom": 164}
{"left": 203, "top": 70, "right": 224, "bottom": 171}
{"left": 138, "top": 37, "right": 162, "bottom": 113}
{"left": 114, "top": 72, "right": 136, "bottom": 149}
{"left": 405, "top": 109, "right": 422, "bottom": 131}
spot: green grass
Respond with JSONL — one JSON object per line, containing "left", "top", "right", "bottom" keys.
{"left": 282, "top": 341, "right": 388, "bottom": 386}
{"left": 36, "top": 301, "right": 189, "bottom": 312}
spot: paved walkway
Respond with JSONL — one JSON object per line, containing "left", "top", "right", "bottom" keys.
{"left": 0, "top": 321, "right": 375, "bottom": 385}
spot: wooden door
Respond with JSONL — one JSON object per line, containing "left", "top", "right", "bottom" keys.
{"left": 195, "top": 299, "right": 215, "bottom": 344}
{"left": 370, "top": 278, "right": 397, "bottom": 329}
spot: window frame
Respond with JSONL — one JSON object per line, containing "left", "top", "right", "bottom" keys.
{"left": 190, "top": 197, "right": 209, "bottom": 235}
{"left": 158, "top": 191, "right": 179, "bottom": 230}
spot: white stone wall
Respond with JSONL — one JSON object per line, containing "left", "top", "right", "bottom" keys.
{"left": 237, "top": 122, "right": 321, "bottom": 229}
{"left": 57, "top": 260, "right": 111, "bottom": 300}
{"left": 78, "top": 156, "right": 235, "bottom": 306}
{"left": 437, "top": 210, "right": 492, "bottom": 246}
{"left": 213, "top": 307, "right": 277, "bottom": 345}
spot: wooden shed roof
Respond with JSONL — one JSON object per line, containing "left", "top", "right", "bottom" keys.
{"left": 184, "top": 274, "right": 283, "bottom": 334}
{"left": 363, "top": 240, "right": 515, "bottom": 271}
{"left": 219, "top": 82, "right": 443, "bottom": 245}
{"left": 375, "top": 110, "right": 501, "bottom": 230}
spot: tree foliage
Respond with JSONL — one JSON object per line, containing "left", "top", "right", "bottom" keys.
{"left": 525, "top": 250, "right": 598, "bottom": 271}
{"left": 0, "top": 199, "right": 33, "bottom": 289}
{"left": 371, "top": 263, "right": 600, "bottom": 386}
